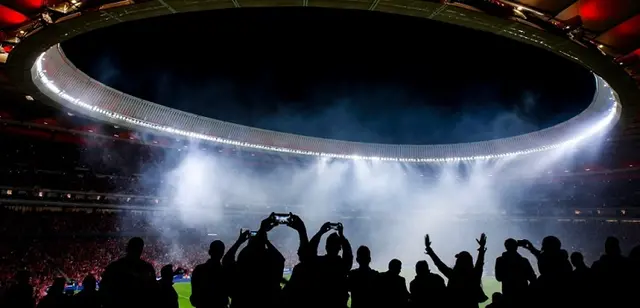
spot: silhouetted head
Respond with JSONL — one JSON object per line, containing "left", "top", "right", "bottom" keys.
{"left": 356, "top": 246, "right": 371, "bottom": 267}
{"left": 388, "top": 259, "right": 402, "bottom": 275}
{"left": 504, "top": 238, "right": 518, "bottom": 252}
{"left": 325, "top": 233, "right": 342, "bottom": 256}
{"left": 82, "top": 275, "right": 97, "bottom": 291}
{"left": 161, "top": 264, "right": 174, "bottom": 281}
{"left": 541, "top": 236, "right": 561, "bottom": 252}
{"left": 605, "top": 236, "right": 621, "bottom": 256}
{"left": 570, "top": 252, "right": 584, "bottom": 268}
{"left": 415, "top": 260, "right": 430, "bottom": 276}
{"left": 492, "top": 292, "right": 503, "bottom": 303}
{"left": 454, "top": 251, "right": 474, "bottom": 272}
{"left": 246, "top": 234, "right": 260, "bottom": 247}
{"left": 208, "top": 240, "right": 225, "bottom": 260}
{"left": 49, "top": 277, "right": 66, "bottom": 295}
{"left": 126, "top": 237, "right": 144, "bottom": 259}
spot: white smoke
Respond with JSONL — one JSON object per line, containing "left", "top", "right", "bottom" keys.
{"left": 140, "top": 143, "right": 602, "bottom": 275}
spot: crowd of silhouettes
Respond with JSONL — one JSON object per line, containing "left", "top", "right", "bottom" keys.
{"left": 2, "top": 212, "right": 640, "bottom": 308}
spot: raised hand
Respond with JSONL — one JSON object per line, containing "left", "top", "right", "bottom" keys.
{"left": 288, "top": 213, "right": 305, "bottom": 231}
{"left": 476, "top": 233, "right": 487, "bottom": 248}
{"left": 337, "top": 222, "right": 344, "bottom": 238}
{"left": 320, "top": 222, "right": 333, "bottom": 234}
{"left": 238, "top": 229, "right": 250, "bottom": 243}
{"left": 424, "top": 234, "right": 432, "bottom": 249}
{"left": 260, "top": 213, "right": 277, "bottom": 233}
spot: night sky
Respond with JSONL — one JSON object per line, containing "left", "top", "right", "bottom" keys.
{"left": 62, "top": 7, "right": 595, "bottom": 145}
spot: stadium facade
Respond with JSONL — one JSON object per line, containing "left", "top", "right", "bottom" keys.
{"left": 2, "top": 0, "right": 638, "bottom": 163}
{"left": 33, "top": 45, "right": 620, "bottom": 162}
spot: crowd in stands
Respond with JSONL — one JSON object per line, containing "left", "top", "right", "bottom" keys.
{"left": 0, "top": 208, "right": 302, "bottom": 301}
{"left": 2, "top": 101, "right": 640, "bottom": 307}
{"left": 1, "top": 212, "right": 640, "bottom": 308}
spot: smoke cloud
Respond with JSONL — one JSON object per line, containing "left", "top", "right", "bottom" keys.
{"left": 130, "top": 144, "right": 605, "bottom": 276}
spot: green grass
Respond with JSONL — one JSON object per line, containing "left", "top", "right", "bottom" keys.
{"left": 174, "top": 277, "right": 501, "bottom": 308}
{"left": 174, "top": 283, "right": 193, "bottom": 308}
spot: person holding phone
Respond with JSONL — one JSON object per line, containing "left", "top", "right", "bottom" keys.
{"left": 495, "top": 238, "right": 536, "bottom": 307}
{"left": 307, "top": 222, "right": 353, "bottom": 308}
{"left": 229, "top": 214, "right": 285, "bottom": 308}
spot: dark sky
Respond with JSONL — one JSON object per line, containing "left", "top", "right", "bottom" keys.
{"left": 62, "top": 7, "right": 595, "bottom": 145}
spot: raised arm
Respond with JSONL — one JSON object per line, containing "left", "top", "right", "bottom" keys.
{"left": 523, "top": 239, "right": 541, "bottom": 259}
{"left": 474, "top": 233, "right": 487, "bottom": 280}
{"left": 222, "top": 230, "right": 250, "bottom": 267}
{"left": 266, "top": 237, "right": 285, "bottom": 265}
{"left": 288, "top": 214, "right": 309, "bottom": 259}
{"left": 424, "top": 234, "right": 453, "bottom": 279}
{"left": 309, "top": 222, "right": 333, "bottom": 257}
{"left": 337, "top": 223, "right": 353, "bottom": 271}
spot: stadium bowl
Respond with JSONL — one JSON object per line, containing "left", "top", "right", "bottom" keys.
{"left": 7, "top": 0, "right": 635, "bottom": 162}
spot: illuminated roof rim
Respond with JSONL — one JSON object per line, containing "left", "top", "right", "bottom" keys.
{"left": 32, "top": 45, "right": 619, "bottom": 162}
{"left": 5, "top": 1, "right": 635, "bottom": 162}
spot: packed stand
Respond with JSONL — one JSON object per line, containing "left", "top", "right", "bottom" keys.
{"left": 2, "top": 210, "right": 640, "bottom": 308}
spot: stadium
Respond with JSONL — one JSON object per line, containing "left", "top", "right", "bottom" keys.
{"left": 2, "top": 1, "right": 640, "bottom": 308}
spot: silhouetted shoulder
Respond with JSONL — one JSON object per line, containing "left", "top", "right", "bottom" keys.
{"left": 193, "top": 263, "right": 206, "bottom": 273}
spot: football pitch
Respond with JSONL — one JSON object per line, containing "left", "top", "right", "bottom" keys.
{"left": 174, "top": 277, "right": 501, "bottom": 308}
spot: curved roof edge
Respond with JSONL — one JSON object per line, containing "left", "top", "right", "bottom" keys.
{"left": 33, "top": 44, "right": 619, "bottom": 162}
{"left": 6, "top": 1, "right": 636, "bottom": 162}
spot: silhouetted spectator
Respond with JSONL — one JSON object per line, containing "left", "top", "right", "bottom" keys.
{"left": 485, "top": 292, "right": 504, "bottom": 308}
{"left": 157, "top": 264, "right": 178, "bottom": 308}
{"left": 309, "top": 222, "right": 353, "bottom": 308}
{"left": 569, "top": 252, "right": 591, "bottom": 306}
{"left": 100, "top": 237, "right": 157, "bottom": 308}
{"left": 191, "top": 240, "right": 229, "bottom": 308}
{"left": 3, "top": 270, "right": 35, "bottom": 308}
{"left": 522, "top": 236, "right": 571, "bottom": 278}
{"left": 522, "top": 236, "right": 571, "bottom": 307}
{"left": 425, "top": 234, "right": 488, "bottom": 308}
{"left": 591, "top": 236, "right": 631, "bottom": 308}
{"left": 347, "top": 246, "right": 379, "bottom": 308}
{"left": 230, "top": 214, "right": 285, "bottom": 308}
{"left": 37, "top": 277, "right": 70, "bottom": 308}
{"left": 72, "top": 275, "right": 100, "bottom": 308}
{"left": 282, "top": 214, "right": 312, "bottom": 308}
{"left": 409, "top": 260, "right": 446, "bottom": 308}
{"left": 495, "top": 239, "right": 535, "bottom": 306}
{"left": 222, "top": 229, "right": 250, "bottom": 308}
{"left": 378, "top": 259, "right": 409, "bottom": 308}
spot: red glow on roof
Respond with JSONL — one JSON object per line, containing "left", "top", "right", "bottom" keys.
{"left": 614, "top": 14, "right": 640, "bottom": 37}
{"left": 597, "top": 14, "right": 640, "bottom": 51}
{"left": 14, "top": 0, "right": 44, "bottom": 11}
{"left": 579, "top": 0, "right": 606, "bottom": 21}
{"left": 578, "top": 0, "right": 638, "bottom": 30}
{"left": 0, "top": 5, "right": 28, "bottom": 27}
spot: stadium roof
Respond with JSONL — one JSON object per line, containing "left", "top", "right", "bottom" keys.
{"left": 1, "top": 0, "right": 639, "bottom": 160}
{"left": 1, "top": 1, "right": 636, "bottom": 69}
{"left": 511, "top": 0, "right": 640, "bottom": 54}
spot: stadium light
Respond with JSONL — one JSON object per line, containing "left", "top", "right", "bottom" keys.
{"left": 33, "top": 49, "right": 620, "bottom": 163}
